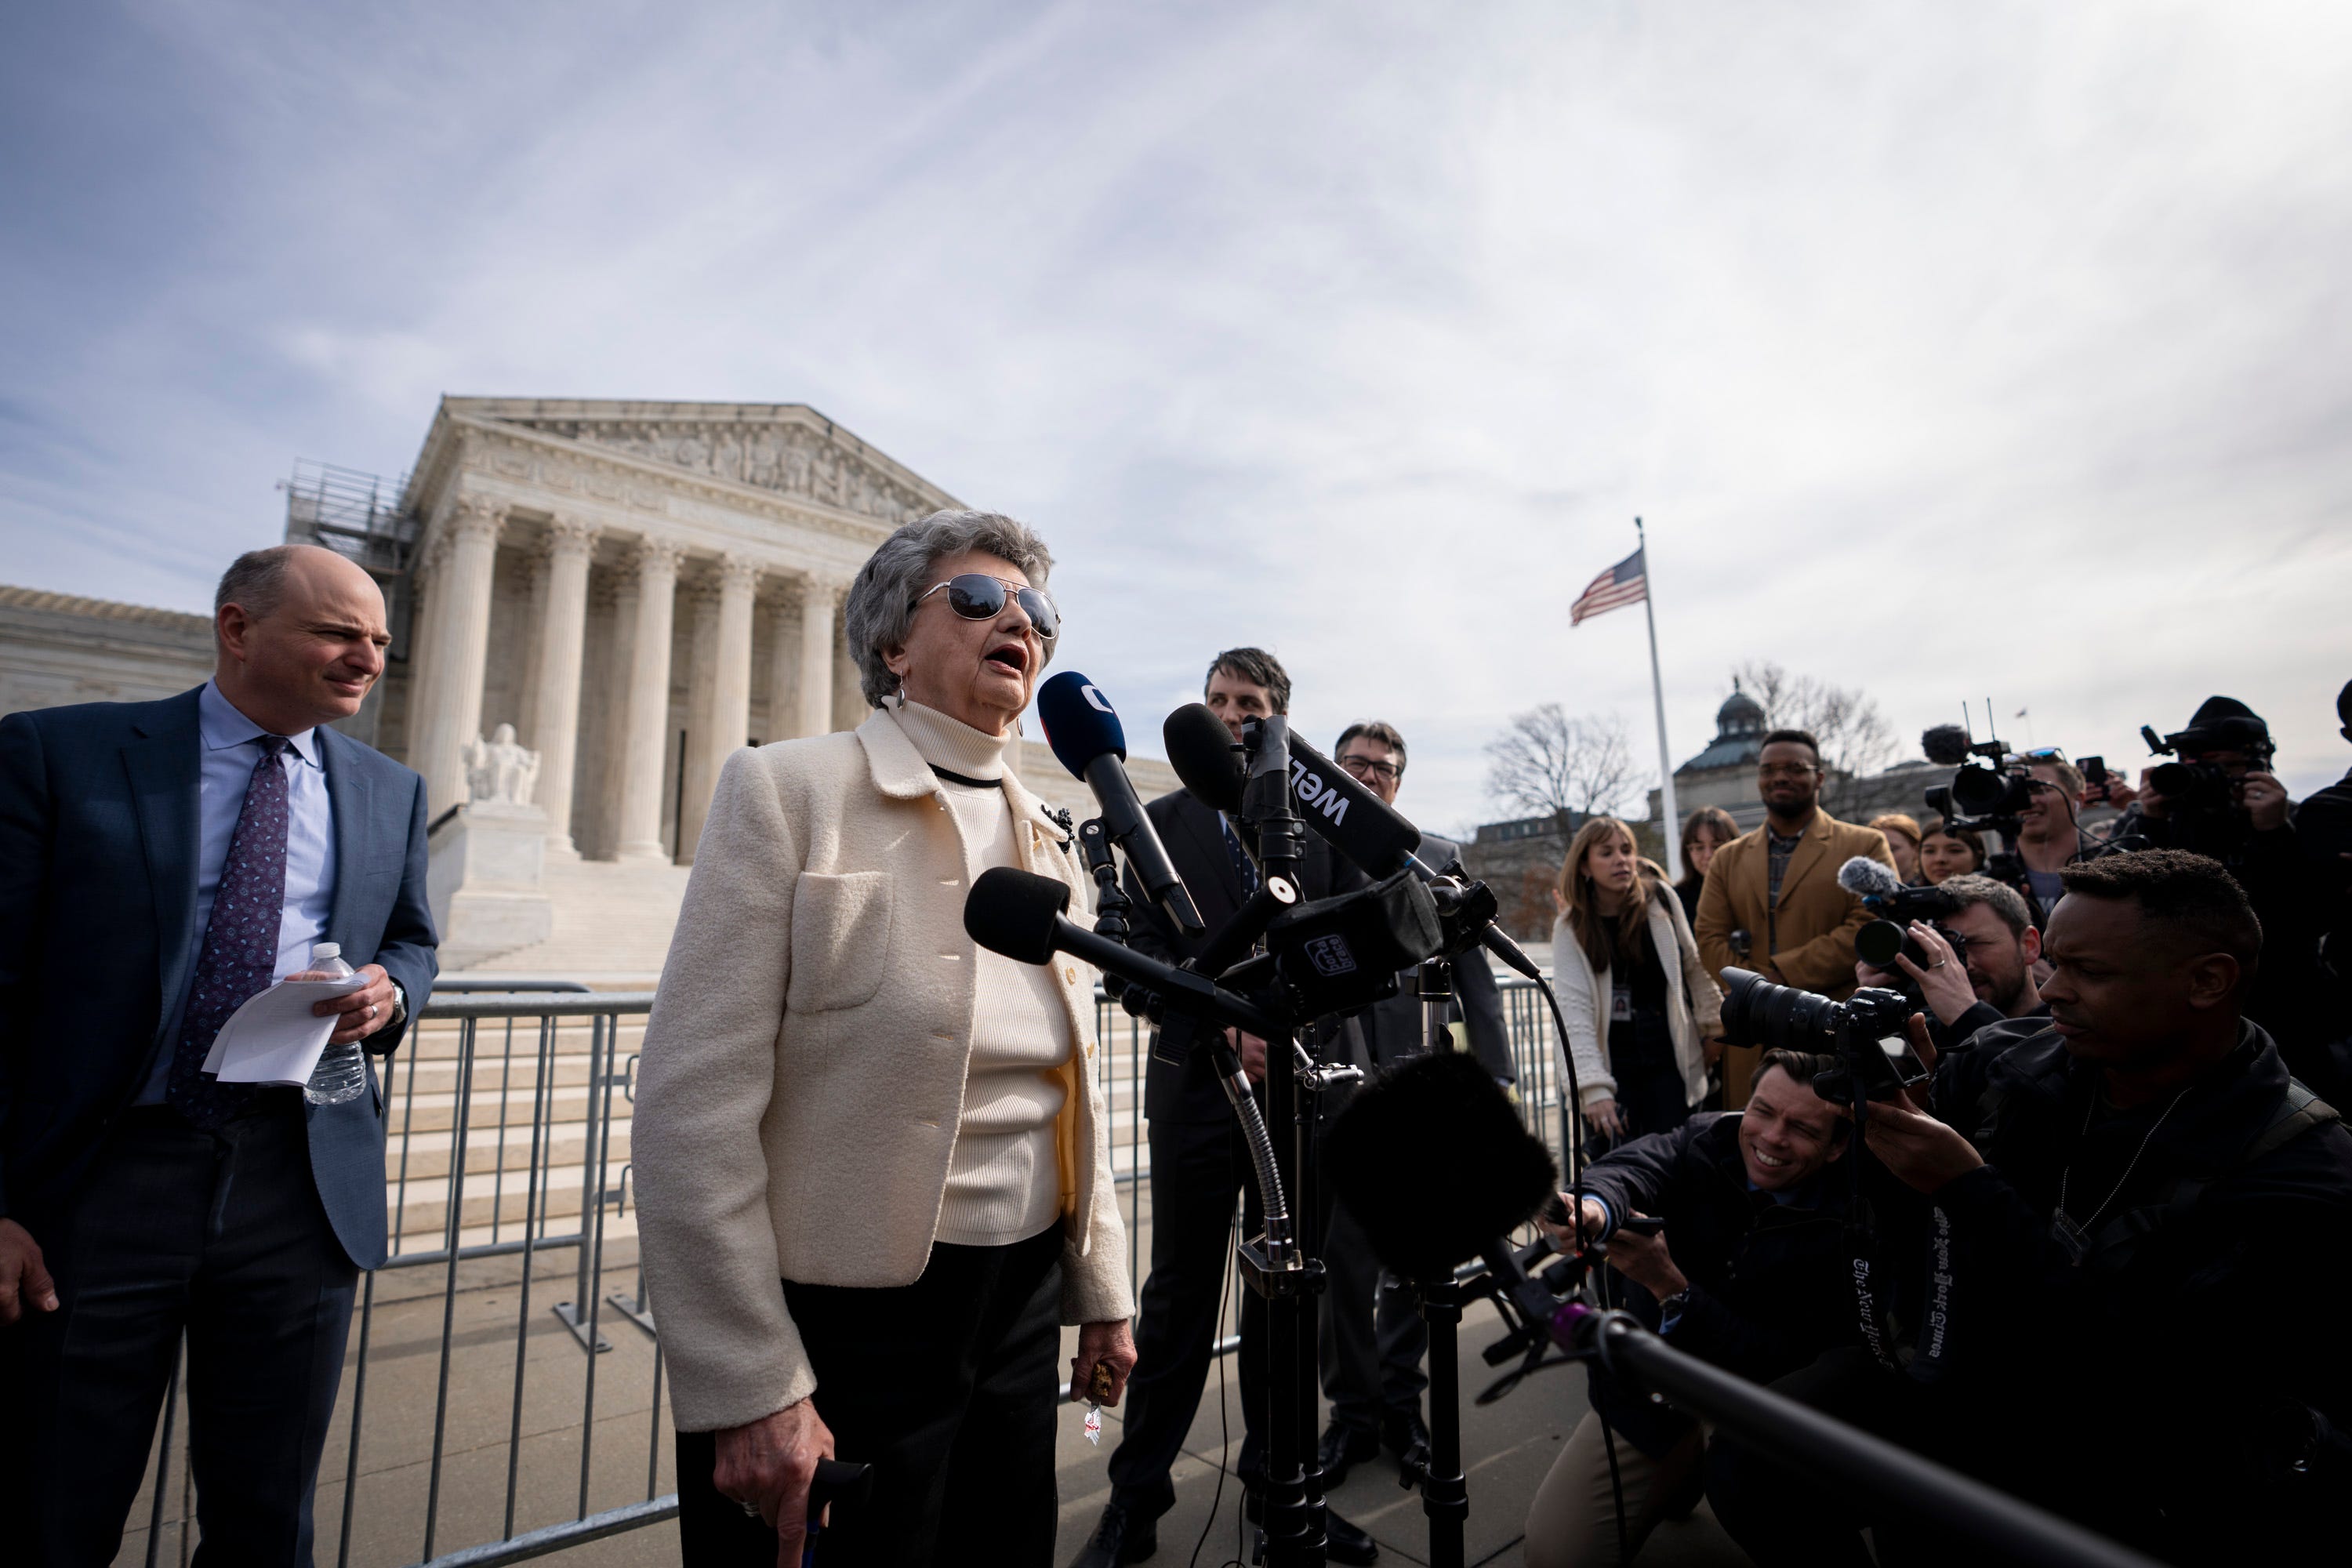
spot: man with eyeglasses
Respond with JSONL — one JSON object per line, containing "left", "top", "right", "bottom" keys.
{"left": 1694, "top": 728, "right": 1896, "bottom": 1107}
{"left": 1073, "top": 648, "right": 1381, "bottom": 1567}
{"left": 1316, "top": 720, "right": 1517, "bottom": 1484}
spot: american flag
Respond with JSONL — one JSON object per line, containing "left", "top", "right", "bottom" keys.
{"left": 1570, "top": 546, "right": 1647, "bottom": 625}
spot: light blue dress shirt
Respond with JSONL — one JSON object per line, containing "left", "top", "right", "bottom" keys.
{"left": 135, "top": 681, "right": 339, "bottom": 1104}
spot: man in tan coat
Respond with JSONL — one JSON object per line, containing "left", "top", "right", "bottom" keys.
{"left": 1694, "top": 728, "right": 1897, "bottom": 1106}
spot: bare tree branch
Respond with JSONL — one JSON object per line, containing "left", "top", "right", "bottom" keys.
{"left": 1483, "top": 705, "right": 1644, "bottom": 822}
{"left": 1730, "top": 659, "right": 1899, "bottom": 815}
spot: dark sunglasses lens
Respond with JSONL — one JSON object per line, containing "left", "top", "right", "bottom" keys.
{"left": 945, "top": 575, "right": 1009, "bottom": 620}
{"left": 1015, "top": 588, "right": 1058, "bottom": 640}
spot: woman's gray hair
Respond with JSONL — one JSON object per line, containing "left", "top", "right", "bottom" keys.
{"left": 843, "top": 510, "right": 1056, "bottom": 709}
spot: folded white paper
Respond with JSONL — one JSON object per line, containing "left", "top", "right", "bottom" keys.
{"left": 201, "top": 973, "right": 372, "bottom": 1087}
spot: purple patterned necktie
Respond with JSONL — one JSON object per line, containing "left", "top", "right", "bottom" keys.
{"left": 169, "top": 735, "right": 292, "bottom": 1128}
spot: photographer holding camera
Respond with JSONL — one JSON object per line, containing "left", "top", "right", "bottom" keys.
{"left": 2111, "top": 695, "right": 2322, "bottom": 1066}
{"left": 1712, "top": 850, "right": 2352, "bottom": 1566}
{"left": 1853, "top": 873, "right": 2045, "bottom": 1049}
{"left": 1523, "top": 1051, "right": 1917, "bottom": 1568}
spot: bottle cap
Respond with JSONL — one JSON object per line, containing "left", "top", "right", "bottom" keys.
{"left": 314, "top": 942, "right": 342, "bottom": 959}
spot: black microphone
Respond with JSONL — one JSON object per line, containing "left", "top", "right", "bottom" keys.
{"left": 1036, "top": 672, "right": 1204, "bottom": 935}
{"left": 964, "top": 866, "right": 1279, "bottom": 1038}
{"left": 1162, "top": 701, "right": 1245, "bottom": 814}
{"left": 1323, "top": 1051, "right": 1559, "bottom": 1280}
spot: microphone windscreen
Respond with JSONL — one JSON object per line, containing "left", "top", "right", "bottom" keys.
{"left": 1036, "top": 671, "right": 1126, "bottom": 778}
{"left": 1163, "top": 703, "right": 1244, "bottom": 813}
{"left": 1921, "top": 724, "right": 1972, "bottom": 766}
{"left": 964, "top": 866, "right": 1073, "bottom": 966}
{"left": 1837, "top": 854, "right": 1903, "bottom": 899}
{"left": 1323, "top": 1051, "right": 1559, "bottom": 1280}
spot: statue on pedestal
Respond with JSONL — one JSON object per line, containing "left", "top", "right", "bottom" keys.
{"left": 463, "top": 723, "right": 540, "bottom": 807}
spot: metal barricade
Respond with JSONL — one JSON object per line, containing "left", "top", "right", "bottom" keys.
{"left": 131, "top": 967, "right": 1567, "bottom": 1566}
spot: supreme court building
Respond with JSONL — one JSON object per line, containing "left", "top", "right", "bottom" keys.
{"left": 0, "top": 397, "right": 1174, "bottom": 975}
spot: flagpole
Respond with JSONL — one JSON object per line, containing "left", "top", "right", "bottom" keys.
{"left": 1638, "top": 517, "right": 1682, "bottom": 881}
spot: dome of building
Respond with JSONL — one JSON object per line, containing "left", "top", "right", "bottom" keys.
{"left": 1717, "top": 681, "right": 1766, "bottom": 737}
{"left": 1675, "top": 678, "right": 1771, "bottom": 776}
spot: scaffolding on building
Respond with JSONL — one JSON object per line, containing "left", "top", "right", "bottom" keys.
{"left": 282, "top": 459, "right": 418, "bottom": 576}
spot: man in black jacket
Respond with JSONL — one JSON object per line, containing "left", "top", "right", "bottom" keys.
{"left": 1714, "top": 849, "right": 2352, "bottom": 1566}
{"left": 1072, "top": 648, "right": 1379, "bottom": 1567}
{"left": 1521, "top": 1051, "right": 1899, "bottom": 1566}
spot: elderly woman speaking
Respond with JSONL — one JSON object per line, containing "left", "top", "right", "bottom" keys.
{"left": 633, "top": 510, "right": 1136, "bottom": 1566}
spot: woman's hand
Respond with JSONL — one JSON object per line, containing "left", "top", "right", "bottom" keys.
{"left": 713, "top": 1396, "right": 836, "bottom": 1560}
{"left": 1581, "top": 1098, "right": 1625, "bottom": 1138}
{"left": 1071, "top": 1319, "right": 1138, "bottom": 1407}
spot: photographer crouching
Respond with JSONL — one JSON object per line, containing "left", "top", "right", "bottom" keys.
{"left": 1710, "top": 850, "right": 2352, "bottom": 1566}
{"left": 1852, "top": 873, "right": 2046, "bottom": 1050}
{"left": 1522, "top": 1051, "right": 1923, "bottom": 1567}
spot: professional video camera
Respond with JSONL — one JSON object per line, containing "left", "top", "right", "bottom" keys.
{"left": 2137, "top": 704, "right": 2275, "bottom": 832}
{"left": 1718, "top": 967, "right": 1931, "bottom": 1106}
{"left": 1920, "top": 721, "right": 2030, "bottom": 838}
{"left": 1838, "top": 856, "right": 1965, "bottom": 1005}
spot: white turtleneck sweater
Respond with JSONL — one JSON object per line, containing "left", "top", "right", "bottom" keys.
{"left": 893, "top": 700, "right": 1073, "bottom": 1247}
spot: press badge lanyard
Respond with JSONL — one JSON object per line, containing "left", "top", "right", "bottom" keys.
{"left": 2052, "top": 1084, "right": 2190, "bottom": 1265}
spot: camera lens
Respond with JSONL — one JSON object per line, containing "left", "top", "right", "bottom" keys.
{"left": 1854, "top": 919, "right": 1907, "bottom": 970}
{"left": 1948, "top": 764, "right": 2009, "bottom": 815}
{"left": 1721, "top": 967, "right": 1839, "bottom": 1051}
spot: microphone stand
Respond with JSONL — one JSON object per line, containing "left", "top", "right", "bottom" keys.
{"left": 1393, "top": 953, "right": 1471, "bottom": 1568}
{"left": 1232, "top": 714, "right": 1327, "bottom": 1568}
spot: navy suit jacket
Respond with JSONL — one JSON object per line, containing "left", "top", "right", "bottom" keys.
{"left": 0, "top": 686, "right": 438, "bottom": 1269}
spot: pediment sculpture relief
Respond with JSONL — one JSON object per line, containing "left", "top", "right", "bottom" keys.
{"left": 510, "top": 417, "right": 924, "bottom": 522}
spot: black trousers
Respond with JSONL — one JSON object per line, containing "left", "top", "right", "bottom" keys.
{"left": 0, "top": 1101, "right": 358, "bottom": 1568}
{"left": 1105, "top": 1112, "right": 1266, "bottom": 1518}
{"left": 1319, "top": 1196, "right": 1426, "bottom": 1436}
{"left": 675, "top": 1225, "right": 1064, "bottom": 1566}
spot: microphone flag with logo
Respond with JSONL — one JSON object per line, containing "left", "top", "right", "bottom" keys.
{"left": 1036, "top": 671, "right": 1204, "bottom": 934}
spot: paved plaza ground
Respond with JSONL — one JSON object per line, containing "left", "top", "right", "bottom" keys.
{"left": 111, "top": 1216, "right": 1747, "bottom": 1568}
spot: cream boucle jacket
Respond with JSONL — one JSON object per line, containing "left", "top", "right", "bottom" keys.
{"left": 631, "top": 706, "right": 1134, "bottom": 1432}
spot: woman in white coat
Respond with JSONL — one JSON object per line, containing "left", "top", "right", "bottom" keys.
{"left": 1549, "top": 816, "right": 1726, "bottom": 1155}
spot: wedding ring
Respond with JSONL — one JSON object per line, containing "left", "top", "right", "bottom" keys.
{"left": 365, "top": 1004, "right": 378, "bottom": 1018}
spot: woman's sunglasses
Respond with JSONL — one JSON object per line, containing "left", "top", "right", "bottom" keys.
{"left": 910, "top": 574, "right": 1059, "bottom": 641}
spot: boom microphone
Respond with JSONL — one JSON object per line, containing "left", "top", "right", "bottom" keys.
{"left": 1323, "top": 1051, "right": 1559, "bottom": 1280}
{"left": 964, "top": 866, "right": 1278, "bottom": 1038}
{"left": 1837, "top": 855, "right": 1905, "bottom": 901}
{"left": 1037, "top": 672, "right": 1204, "bottom": 935}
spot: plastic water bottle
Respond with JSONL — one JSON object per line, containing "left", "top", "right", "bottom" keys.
{"left": 303, "top": 942, "right": 369, "bottom": 1106}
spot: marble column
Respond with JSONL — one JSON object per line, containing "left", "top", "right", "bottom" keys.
{"left": 400, "top": 531, "right": 451, "bottom": 771}
{"left": 411, "top": 497, "right": 503, "bottom": 818}
{"left": 764, "top": 591, "right": 802, "bottom": 746}
{"left": 614, "top": 539, "right": 685, "bottom": 864}
{"left": 515, "top": 543, "right": 553, "bottom": 746}
{"left": 793, "top": 574, "right": 840, "bottom": 739}
{"left": 681, "top": 555, "right": 758, "bottom": 861}
{"left": 831, "top": 590, "right": 864, "bottom": 731}
{"left": 528, "top": 518, "right": 597, "bottom": 859}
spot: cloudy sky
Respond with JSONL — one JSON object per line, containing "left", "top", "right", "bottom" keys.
{"left": 5, "top": 0, "right": 2349, "bottom": 834}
